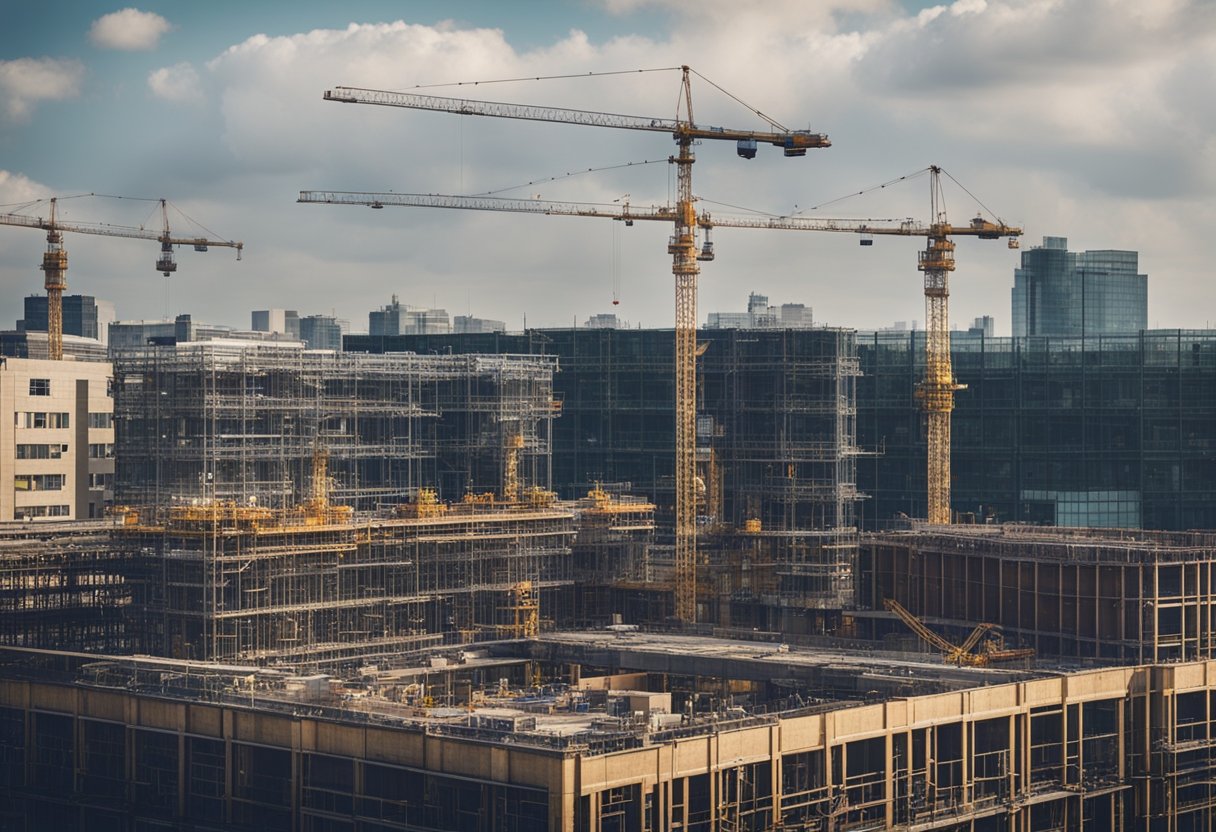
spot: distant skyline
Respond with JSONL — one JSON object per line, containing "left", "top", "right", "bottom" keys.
{"left": 3, "top": 1, "right": 1215, "bottom": 335}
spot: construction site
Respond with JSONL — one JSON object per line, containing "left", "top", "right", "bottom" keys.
{"left": 4, "top": 58, "right": 1216, "bottom": 832}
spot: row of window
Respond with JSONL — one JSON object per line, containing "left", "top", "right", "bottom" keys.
{"left": 16, "top": 504, "right": 70, "bottom": 519}
{"left": 89, "top": 443, "right": 115, "bottom": 459}
{"left": 14, "top": 474, "right": 65, "bottom": 492}
{"left": 89, "top": 412, "right": 114, "bottom": 429}
{"left": 89, "top": 473, "right": 113, "bottom": 490}
{"left": 16, "top": 443, "right": 67, "bottom": 460}
{"left": 15, "top": 412, "right": 70, "bottom": 429}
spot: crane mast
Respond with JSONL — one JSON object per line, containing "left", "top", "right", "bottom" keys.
{"left": 313, "top": 66, "right": 829, "bottom": 623}
{"left": 1, "top": 198, "right": 243, "bottom": 360}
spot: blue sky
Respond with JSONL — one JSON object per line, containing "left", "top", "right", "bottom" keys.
{"left": 3, "top": 1, "right": 1214, "bottom": 333}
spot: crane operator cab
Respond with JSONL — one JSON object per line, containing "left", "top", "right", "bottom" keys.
{"left": 736, "top": 139, "right": 758, "bottom": 159}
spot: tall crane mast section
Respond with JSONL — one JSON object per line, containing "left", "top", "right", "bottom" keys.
{"left": 316, "top": 67, "right": 830, "bottom": 623}
{"left": 1, "top": 198, "right": 243, "bottom": 360}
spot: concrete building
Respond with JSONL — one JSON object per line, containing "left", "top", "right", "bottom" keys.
{"left": 1012, "top": 236, "right": 1147, "bottom": 337}
{"left": 0, "top": 331, "right": 108, "bottom": 361}
{"left": 250, "top": 308, "right": 300, "bottom": 338}
{"left": 0, "top": 356, "right": 113, "bottom": 521}
{"left": 108, "top": 315, "right": 295, "bottom": 353}
{"left": 3, "top": 638, "right": 1215, "bottom": 831}
{"left": 583, "top": 313, "right": 620, "bottom": 329}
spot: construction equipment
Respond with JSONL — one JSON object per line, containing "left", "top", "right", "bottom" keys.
{"left": 309, "top": 66, "right": 830, "bottom": 624}
{"left": 883, "top": 598, "right": 1034, "bottom": 667}
{"left": 0, "top": 196, "right": 243, "bottom": 360}
{"left": 301, "top": 166, "right": 1019, "bottom": 525}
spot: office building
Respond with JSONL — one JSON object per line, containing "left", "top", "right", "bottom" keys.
{"left": 0, "top": 356, "right": 114, "bottom": 521}
{"left": 706, "top": 291, "right": 813, "bottom": 329}
{"left": 1012, "top": 236, "right": 1147, "bottom": 337}
{"left": 19, "top": 294, "right": 100, "bottom": 341}
{"left": 250, "top": 308, "right": 300, "bottom": 338}
{"left": 369, "top": 295, "right": 451, "bottom": 336}
{"left": 857, "top": 328, "right": 1216, "bottom": 530}
{"left": 298, "top": 314, "right": 342, "bottom": 350}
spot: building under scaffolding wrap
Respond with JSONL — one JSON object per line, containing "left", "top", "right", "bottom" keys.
{"left": 347, "top": 328, "right": 863, "bottom": 628}
{"left": 117, "top": 499, "right": 576, "bottom": 664}
{"left": 112, "top": 341, "right": 558, "bottom": 511}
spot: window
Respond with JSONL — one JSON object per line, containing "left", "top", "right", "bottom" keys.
{"left": 14, "top": 474, "right": 66, "bottom": 492}
{"left": 16, "top": 505, "right": 70, "bottom": 519}
{"left": 88, "top": 443, "right": 114, "bottom": 459}
{"left": 88, "top": 473, "right": 112, "bottom": 490}
{"left": 88, "top": 412, "right": 114, "bottom": 429}
{"left": 16, "top": 444, "right": 66, "bottom": 460}
{"left": 19, "top": 412, "right": 69, "bottom": 429}
{"left": 28, "top": 378, "right": 50, "bottom": 396}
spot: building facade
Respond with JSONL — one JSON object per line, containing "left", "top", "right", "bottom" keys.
{"left": 0, "top": 357, "right": 114, "bottom": 521}
{"left": 1012, "top": 236, "right": 1147, "bottom": 337}
{"left": 298, "top": 314, "right": 343, "bottom": 350}
{"left": 20, "top": 294, "right": 100, "bottom": 341}
{"left": 369, "top": 295, "right": 451, "bottom": 336}
{"left": 857, "top": 328, "right": 1216, "bottom": 530}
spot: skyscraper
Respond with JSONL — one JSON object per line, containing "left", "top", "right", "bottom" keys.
{"left": 1012, "top": 237, "right": 1147, "bottom": 337}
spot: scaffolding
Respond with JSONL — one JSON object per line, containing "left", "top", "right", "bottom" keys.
{"left": 113, "top": 341, "right": 557, "bottom": 513}
{"left": 350, "top": 328, "right": 864, "bottom": 626}
{"left": 120, "top": 499, "right": 576, "bottom": 664}
{"left": 0, "top": 520, "right": 145, "bottom": 653}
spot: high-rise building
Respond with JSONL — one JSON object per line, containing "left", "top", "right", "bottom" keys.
{"left": 0, "top": 357, "right": 114, "bottom": 520}
{"left": 20, "top": 294, "right": 100, "bottom": 341}
{"left": 1012, "top": 237, "right": 1147, "bottom": 337}
{"left": 298, "top": 314, "right": 343, "bottom": 350}
{"left": 369, "top": 295, "right": 451, "bottom": 336}
{"left": 968, "top": 315, "right": 995, "bottom": 337}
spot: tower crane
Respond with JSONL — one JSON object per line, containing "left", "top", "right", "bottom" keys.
{"left": 311, "top": 66, "right": 830, "bottom": 624}
{"left": 0, "top": 197, "right": 243, "bottom": 360}
{"left": 301, "top": 166, "right": 1020, "bottom": 527}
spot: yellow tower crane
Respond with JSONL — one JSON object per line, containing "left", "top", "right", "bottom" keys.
{"left": 0, "top": 196, "right": 243, "bottom": 360}
{"left": 308, "top": 66, "right": 830, "bottom": 624}
{"left": 300, "top": 167, "right": 1019, "bottom": 529}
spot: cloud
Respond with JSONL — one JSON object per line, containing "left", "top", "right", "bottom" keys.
{"left": 0, "top": 57, "right": 84, "bottom": 122}
{"left": 0, "top": 170, "right": 52, "bottom": 205}
{"left": 90, "top": 8, "right": 172, "bottom": 51}
{"left": 148, "top": 62, "right": 203, "bottom": 102}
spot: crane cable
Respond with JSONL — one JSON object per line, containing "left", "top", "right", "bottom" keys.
{"left": 471, "top": 158, "right": 667, "bottom": 197}
{"left": 395, "top": 67, "right": 682, "bottom": 91}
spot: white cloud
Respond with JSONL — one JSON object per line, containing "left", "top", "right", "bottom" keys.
{"left": 0, "top": 170, "right": 52, "bottom": 205}
{"left": 0, "top": 57, "right": 84, "bottom": 122}
{"left": 90, "top": 8, "right": 172, "bottom": 51}
{"left": 4, "top": 3, "right": 1216, "bottom": 334}
{"left": 148, "top": 62, "right": 203, "bottom": 102}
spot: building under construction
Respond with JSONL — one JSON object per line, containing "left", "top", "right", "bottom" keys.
{"left": 349, "top": 327, "right": 863, "bottom": 629}
{"left": 113, "top": 342, "right": 558, "bottom": 512}
{"left": 863, "top": 524, "right": 1216, "bottom": 665}
{"left": 3, "top": 635, "right": 1216, "bottom": 831}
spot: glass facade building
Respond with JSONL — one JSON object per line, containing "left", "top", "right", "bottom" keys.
{"left": 21, "top": 294, "right": 99, "bottom": 340}
{"left": 1012, "top": 236, "right": 1147, "bottom": 337}
{"left": 857, "top": 329, "right": 1216, "bottom": 530}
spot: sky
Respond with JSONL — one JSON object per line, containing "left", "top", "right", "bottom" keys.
{"left": 2, "top": 0, "right": 1214, "bottom": 334}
